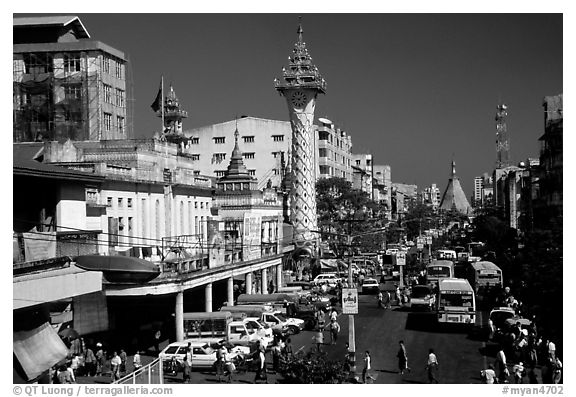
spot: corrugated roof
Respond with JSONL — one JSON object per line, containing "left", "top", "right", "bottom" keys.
{"left": 13, "top": 15, "right": 90, "bottom": 39}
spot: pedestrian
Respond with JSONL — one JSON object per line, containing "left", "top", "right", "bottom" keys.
{"left": 362, "top": 351, "right": 375, "bottom": 383}
{"left": 119, "top": 349, "right": 127, "bottom": 375}
{"left": 426, "top": 348, "right": 439, "bottom": 383}
{"left": 182, "top": 347, "right": 192, "bottom": 383}
{"left": 133, "top": 351, "right": 142, "bottom": 372}
{"left": 552, "top": 357, "right": 562, "bottom": 384}
{"left": 268, "top": 279, "right": 275, "bottom": 294}
{"left": 315, "top": 308, "right": 326, "bottom": 330}
{"left": 326, "top": 318, "right": 341, "bottom": 345}
{"left": 496, "top": 347, "right": 509, "bottom": 383}
{"left": 377, "top": 291, "right": 383, "bottom": 308}
{"left": 395, "top": 285, "right": 401, "bottom": 305}
{"left": 512, "top": 362, "right": 525, "bottom": 384}
{"left": 95, "top": 343, "right": 105, "bottom": 376}
{"left": 344, "top": 342, "right": 353, "bottom": 372}
{"left": 330, "top": 308, "right": 338, "bottom": 322}
{"left": 547, "top": 339, "right": 556, "bottom": 361}
{"left": 284, "top": 337, "right": 293, "bottom": 359}
{"left": 313, "top": 327, "right": 324, "bottom": 352}
{"left": 397, "top": 340, "right": 411, "bottom": 374}
{"left": 216, "top": 345, "right": 228, "bottom": 382}
{"left": 271, "top": 341, "right": 282, "bottom": 373}
{"left": 66, "top": 362, "right": 76, "bottom": 383}
{"left": 384, "top": 291, "right": 391, "bottom": 309}
{"left": 84, "top": 346, "right": 96, "bottom": 376}
{"left": 254, "top": 348, "right": 267, "bottom": 383}
{"left": 481, "top": 364, "right": 497, "bottom": 384}
{"left": 110, "top": 351, "right": 122, "bottom": 382}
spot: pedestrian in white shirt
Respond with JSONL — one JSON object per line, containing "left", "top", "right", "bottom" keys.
{"left": 426, "top": 348, "right": 439, "bottom": 383}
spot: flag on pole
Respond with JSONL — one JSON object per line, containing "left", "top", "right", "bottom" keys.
{"left": 150, "top": 79, "right": 162, "bottom": 112}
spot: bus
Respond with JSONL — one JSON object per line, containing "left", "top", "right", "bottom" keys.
{"left": 436, "top": 278, "right": 476, "bottom": 325}
{"left": 426, "top": 260, "right": 454, "bottom": 286}
{"left": 466, "top": 261, "right": 503, "bottom": 308}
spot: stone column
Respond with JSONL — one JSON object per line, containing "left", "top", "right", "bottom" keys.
{"left": 276, "top": 263, "right": 283, "bottom": 289}
{"left": 261, "top": 268, "right": 268, "bottom": 294}
{"left": 245, "top": 272, "right": 253, "bottom": 294}
{"left": 205, "top": 283, "right": 213, "bottom": 312}
{"left": 175, "top": 291, "right": 184, "bottom": 342}
{"left": 227, "top": 277, "right": 234, "bottom": 306}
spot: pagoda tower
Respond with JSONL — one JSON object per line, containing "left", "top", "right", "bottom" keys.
{"left": 155, "top": 84, "right": 189, "bottom": 143}
{"left": 274, "top": 19, "right": 326, "bottom": 243}
{"left": 439, "top": 160, "right": 473, "bottom": 216}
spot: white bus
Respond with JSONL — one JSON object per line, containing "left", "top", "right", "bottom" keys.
{"left": 436, "top": 278, "right": 476, "bottom": 325}
{"left": 426, "top": 260, "right": 454, "bottom": 286}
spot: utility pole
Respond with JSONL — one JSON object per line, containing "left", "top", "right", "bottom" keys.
{"left": 347, "top": 233, "right": 356, "bottom": 380}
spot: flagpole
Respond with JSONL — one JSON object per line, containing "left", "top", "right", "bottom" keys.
{"left": 161, "top": 75, "right": 165, "bottom": 134}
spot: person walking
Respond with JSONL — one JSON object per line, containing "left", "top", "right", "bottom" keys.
{"left": 284, "top": 337, "right": 293, "bottom": 359}
{"left": 254, "top": 348, "right": 267, "bottom": 384}
{"left": 110, "top": 351, "right": 122, "bottom": 382}
{"left": 362, "top": 351, "right": 375, "bottom": 383}
{"left": 496, "top": 347, "right": 509, "bottom": 383}
{"left": 377, "top": 291, "right": 383, "bottom": 308}
{"left": 426, "top": 348, "right": 439, "bottom": 383}
{"left": 397, "top": 340, "right": 411, "bottom": 374}
{"left": 384, "top": 290, "right": 391, "bottom": 309}
{"left": 315, "top": 308, "right": 326, "bottom": 330}
{"left": 95, "top": 343, "right": 105, "bottom": 377}
{"left": 119, "top": 349, "right": 127, "bottom": 375}
{"left": 552, "top": 357, "right": 562, "bottom": 384}
{"left": 182, "top": 347, "right": 192, "bottom": 384}
{"left": 133, "top": 351, "right": 142, "bottom": 372}
{"left": 512, "top": 362, "right": 525, "bottom": 384}
{"left": 326, "top": 318, "right": 341, "bottom": 345}
{"left": 313, "top": 327, "right": 324, "bottom": 352}
{"left": 84, "top": 346, "right": 96, "bottom": 376}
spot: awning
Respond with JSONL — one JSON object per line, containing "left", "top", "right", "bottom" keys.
{"left": 13, "top": 322, "right": 68, "bottom": 381}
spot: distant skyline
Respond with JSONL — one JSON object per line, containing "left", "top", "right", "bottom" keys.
{"left": 14, "top": 13, "right": 563, "bottom": 197}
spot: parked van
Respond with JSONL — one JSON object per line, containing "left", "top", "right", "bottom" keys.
{"left": 219, "top": 304, "right": 304, "bottom": 335}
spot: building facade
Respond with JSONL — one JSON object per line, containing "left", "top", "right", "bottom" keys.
{"left": 13, "top": 16, "right": 129, "bottom": 142}
{"left": 421, "top": 183, "right": 441, "bottom": 211}
{"left": 316, "top": 118, "right": 353, "bottom": 181}
{"left": 352, "top": 153, "right": 373, "bottom": 198}
{"left": 372, "top": 165, "right": 392, "bottom": 220}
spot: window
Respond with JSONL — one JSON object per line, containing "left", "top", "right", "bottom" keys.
{"left": 107, "top": 197, "right": 113, "bottom": 207}
{"left": 65, "top": 85, "right": 82, "bottom": 100}
{"left": 24, "top": 53, "right": 53, "bottom": 74}
{"left": 273, "top": 169, "right": 279, "bottom": 175}
{"left": 190, "top": 154, "right": 200, "bottom": 161}
{"left": 215, "top": 170, "right": 226, "bottom": 177}
{"left": 193, "top": 170, "right": 200, "bottom": 176}
{"left": 272, "top": 135, "right": 284, "bottom": 142}
{"left": 243, "top": 152, "right": 255, "bottom": 159}
{"left": 115, "top": 61, "right": 123, "bottom": 79}
{"left": 319, "top": 148, "right": 327, "bottom": 157}
{"left": 64, "top": 54, "right": 81, "bottom": 73}
{"left": 190, "top": 137, "right": 199, "bottom": 144}
{"left": 128, "top": 217, "right": 133, "bottom": 235}
{"left": 118, "top": 198, "right": 123, "bottom": 208}
{"left": 320, "top": 165, "right": 330, "bottom": 175}
{"left": 127, "top": 198, "right": 133, "bottom": 208}
{"left": 195, "top": 202, "right": 198, "bottom": 209}
{"left": 249, "top": 170, "right": 256, "bottom": 176}
{"left": 243, "top": 136, "right": 255, "bottom": 143}
{"left": 200, "top": 202, "right": 204, "bottom": 209}
{"left": 103, "top": 84, "right": 112, "bottom": 103}
{"left": 104, "top": 113, "right": 112, "bottom": 131}
{"left": 213, "top": 153, "right": 226, "bottom": 163}
{"left": 117, "top": 116, "right": 125, "bottom": 134}
{"left": 115, "top": 88, "right": 125, "bottom": 107}
{"left": 272, "top": 152, "right": 280, "bottom": 158}
{"left": 355, "top": 160, "right": 361, "bottom": 166}
{"left": 86, "top": 189, "right": 99, "bottom": 204}
{"left": 118, "top": 217, "right": 124, "bottom": 231}
{"left": 214, "top": 137, "right": 225, "bottom": 144}
{"left": 103, "top": 57, "right": 110, "bottom": 74}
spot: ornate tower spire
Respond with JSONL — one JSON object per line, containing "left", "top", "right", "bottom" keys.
{"left": 155, "top": 84, "right": 188, "bottom": 142}
{"left": 495, "top": 103, "right": 510, "bottom": 168}
{"left": 274, "top": 18, "right": 326, "bottom": 244}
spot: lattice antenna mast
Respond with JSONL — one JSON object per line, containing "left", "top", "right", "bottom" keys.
{"left": 495, "top": 103, "right": 510, "bottom": 168}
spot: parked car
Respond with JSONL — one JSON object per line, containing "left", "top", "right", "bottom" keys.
{"left": 488, "top": 306, "right": 516, "bottom": 340}
{"left": 311, "top": 273, "right": 340, "bottom": 288}
{"left": 409, "top": 285, "right": 435, "bottom": 310}
{"left": 361, "top": 278, "right": 380, "bottom": 294}
{"left": 160, "top": 340, "right": 250, "bottom": 375}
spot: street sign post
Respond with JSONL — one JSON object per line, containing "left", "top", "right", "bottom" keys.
{"left": 342, "top": 288, "right": 359, "bottom": 314}
{"left": 426, "top": 236, "right": 433, "bottom": 245}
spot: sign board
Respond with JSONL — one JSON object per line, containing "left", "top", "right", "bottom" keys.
{"left": 432, "top": 230, "right": 439, "bottom": 238}
{"left": 242, "top": 213, "right": 262, "bottom": 261}
{"left": 426, "top": 236, "right": 433, "bottom": 245}
{"left": 341, "top": 288, "right": 358, "bottom": 314}
{"left": 417, "top": 242, "right": 424, "bottom": 250}
{"left": 395, "top": 251, "right": 406, "bottom": 267}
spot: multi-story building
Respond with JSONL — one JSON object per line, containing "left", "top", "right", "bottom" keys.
{"left": 13, "top": 15, "right": 129, "bottom": 142}
{"left": 183, "top": 116, "right": 354, "bottom": 188}
{"left": 392, "top": 183, "right": 418, "bottom": 220}
{"left": 316, "top": 118, "right": 353, "bottom": 181}
{"left": 534, "top": 94, "right": 562, "bottom": 230}
{"left": 372, "top": 165, "right": 392, "bottom": 220}
{"left": 473, "top": 176, "right": 483, "bottom": 207}
{"left": 352, "top": 153, "right": 373, "bottom": 198}
{"left": 421, "top": 183, "right": 441, "bottom": 211}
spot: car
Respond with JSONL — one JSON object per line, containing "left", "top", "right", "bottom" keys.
{"left": 409, "top": 285, "right": 436, "bottom": 310}
{"left": 159, "top": 340, "right": 250, "bottom": 374}
{"left": 488, "top": 307, "right": 516, "bottom": 339}
{"left": 361, "top": 278, "right": 380, "bottom": 294}
{"left": 311, "top": 273, "right": 340, "bottom": 288}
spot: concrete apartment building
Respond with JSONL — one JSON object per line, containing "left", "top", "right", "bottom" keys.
{"left": 182, "top": 115, "right": 355, "bottom": 187}
{"left": 373, "top": 165, "right": 392, "bottom": 219}
{"left": 13, "top": 16, "right": 129, "bottom": 142}
{"left": 352, "top": 153, "right": 373, "bottom": 198}
{"left": 421, "top": 183, "right": 441, "bottom": 211}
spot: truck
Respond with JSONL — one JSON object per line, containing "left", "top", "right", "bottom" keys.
{"left": 182, "top": 311, "right": 260, "bottom": 347}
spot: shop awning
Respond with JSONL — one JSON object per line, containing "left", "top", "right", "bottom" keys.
{"left": 13, "top": 322, "right": 68, "bottom": 381}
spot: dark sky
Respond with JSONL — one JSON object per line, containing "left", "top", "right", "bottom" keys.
{"left": 21, "top": 13, "right": 563, "bottom": 197}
